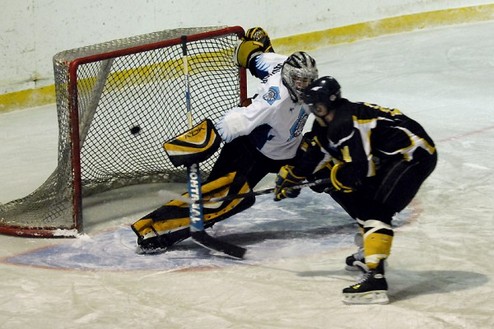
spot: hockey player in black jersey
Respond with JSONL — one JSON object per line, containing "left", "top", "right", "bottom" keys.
{"left": 131, "top": 28, "right": 319, "bottom": 253}
{"left": 274, "top": 76, "right": 437, "bottom": 304}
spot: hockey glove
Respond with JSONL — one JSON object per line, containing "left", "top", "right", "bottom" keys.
{"left": 245, "top": 27, "right": 274, "bottom": 52}
{"left": 274, "top": 165, "right": 304, "bottom": 201}
{"left": 309, "top": 162, "right": 334, "bottom": 193}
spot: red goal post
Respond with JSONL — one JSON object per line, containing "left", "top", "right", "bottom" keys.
{"left": 0, "top": 26, "right": 247, "bottom": 237}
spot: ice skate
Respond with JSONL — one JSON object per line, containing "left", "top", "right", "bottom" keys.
{"left": 345, "top": 232, "right": 364, "bottom": 271}
{"left": 345, "top": 247, "right": 365, "bottom": 271}
{"left": 342, "top": 260, "right": 389, "bottom": 305}
{"left": 136, "top": 229, "right": 190, "bottom": 255}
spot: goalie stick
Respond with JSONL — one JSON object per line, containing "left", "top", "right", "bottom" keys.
{"left": 180, "top": 35, "right": 246, "bottom": 259}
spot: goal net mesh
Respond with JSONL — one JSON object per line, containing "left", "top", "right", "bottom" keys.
{"left": 0, "top": 26, "right": 246, "bottom": 237}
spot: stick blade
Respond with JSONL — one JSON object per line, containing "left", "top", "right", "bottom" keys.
{"left": 191, "top": 231, "right": 246, "bottom": 259}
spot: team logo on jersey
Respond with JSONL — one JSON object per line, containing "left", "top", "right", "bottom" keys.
{"left": 288, "top": 109, "right": 309, "bottom": 141}
{"left": 263, "top": 86, "right": 281, "bottom": 105}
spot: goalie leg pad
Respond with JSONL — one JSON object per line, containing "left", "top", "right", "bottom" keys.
{"left": 134, "top": 195, "right": 254, "bottom": 254}
{"left": 131, "top": 172, "right": 255, "bottom": 251}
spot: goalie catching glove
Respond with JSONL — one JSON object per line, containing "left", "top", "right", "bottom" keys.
{"left": 274, "top": 165, "right": 305, "bottom": 201}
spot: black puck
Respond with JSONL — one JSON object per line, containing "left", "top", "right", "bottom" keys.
{"left": 130, "top": 126, "right": 141, "bottom": 135}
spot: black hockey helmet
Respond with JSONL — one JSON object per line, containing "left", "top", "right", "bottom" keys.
{"left": 302, "top": 76, "right": 341, "bottom": 114}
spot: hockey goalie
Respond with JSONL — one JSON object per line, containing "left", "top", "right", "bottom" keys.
{"left": 131, "top": 27, "right": 319, "bottom": 254}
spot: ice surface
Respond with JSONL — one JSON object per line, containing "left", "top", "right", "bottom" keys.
{"left": 1, "top": 21, "right": 493, "bottom": 328}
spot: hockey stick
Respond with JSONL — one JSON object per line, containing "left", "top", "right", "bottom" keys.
{"left": 181, "top": 35, "right": 246, "bottom": 259}
{"left": 204, "top": 177, "right": 332, "bottom": 204}
{"left": 160, "top": 177, "right": 332, "bottom": 205}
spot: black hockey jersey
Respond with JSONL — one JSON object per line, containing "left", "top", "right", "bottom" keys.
{"left": 299, "top": 99, "right": 436, "bottom": 191}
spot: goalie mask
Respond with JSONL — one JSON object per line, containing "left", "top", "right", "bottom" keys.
{"left": 281, "top": 51, "right": 318, "bottom": 102}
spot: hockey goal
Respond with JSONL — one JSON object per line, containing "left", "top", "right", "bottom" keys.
{"left": 0, "top": 26, "right": 247, "bottom": 237}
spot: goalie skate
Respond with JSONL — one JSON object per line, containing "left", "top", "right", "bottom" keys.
{"left": 136, "top": 228, "right": 190, "bottom": 255}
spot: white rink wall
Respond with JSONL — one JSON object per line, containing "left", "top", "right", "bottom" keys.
{"left": 1, "top": 0, "right": 493, "bottom": 100}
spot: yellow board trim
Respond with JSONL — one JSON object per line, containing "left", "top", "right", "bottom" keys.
{"left": 274, "top": 4, "right": 494, "bottom": 53}
{"left": 0, "top": 85, "right": 56, "bottom": 113}
{"left": 2, "top": 4, "right": 494, "bottom": 113}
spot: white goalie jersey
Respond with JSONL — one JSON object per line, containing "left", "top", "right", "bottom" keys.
{"left": 216, "top": 53, "right": 309, "bottom": 160}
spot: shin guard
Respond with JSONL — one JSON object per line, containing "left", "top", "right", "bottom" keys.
{"left": 362, "top": 219, "right": 394, "bottom": 270}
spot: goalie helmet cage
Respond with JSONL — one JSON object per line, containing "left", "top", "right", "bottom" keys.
{"left": 0, "top": 26, "right": 247, "bottom": 238}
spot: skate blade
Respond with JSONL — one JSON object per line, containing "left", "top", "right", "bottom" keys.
{"left": 342, "top": 290, "right": 389, "bottom": 305}
{"left": 135, "top": 245, "right": 168, "bottom": 255}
